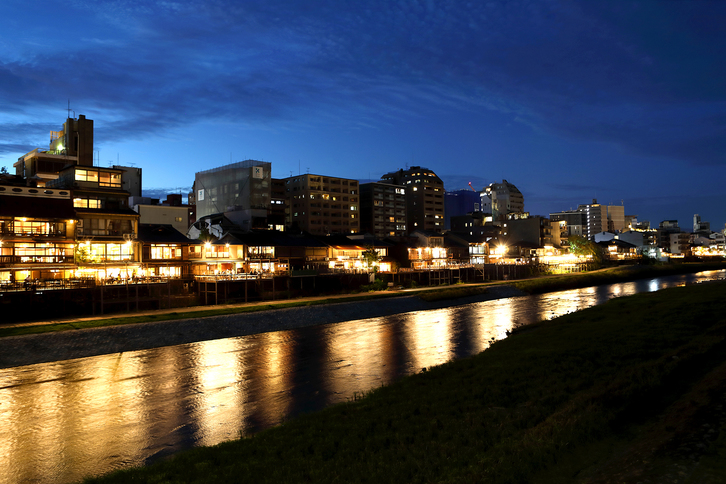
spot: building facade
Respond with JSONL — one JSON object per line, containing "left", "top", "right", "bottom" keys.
{"left": 282, "top": 174, "right": 360, "bottom": 235}
{"left": 194, "top": 160, "right": 272, "bottom": 230}
{"left": 359, "top": 182, "right": 407, "bottom": 237}
{"left": 483, "top": 180, "right": 524, "bottom": 222}
{"left": 444, "top": 189, "right": 480, "bottom": 230}
{"left": 0, "top": 185, "right": 77, "bottom": 284}
{"left": 380, "top": 166, "right": 444, "bottom": 233}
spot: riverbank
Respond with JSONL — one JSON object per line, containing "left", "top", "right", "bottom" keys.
{"left": 2, "top": 262, "right": 724, "bottom": 368}
{"left": 0, "top": 284, "right": 525, "bottom": 369}
{"left": 83, "top": 278, "right": 726, "bottom": 483}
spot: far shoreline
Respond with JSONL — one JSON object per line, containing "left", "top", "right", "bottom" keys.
{"left": 1, "top": 262, "right": 724, "bottom": 369}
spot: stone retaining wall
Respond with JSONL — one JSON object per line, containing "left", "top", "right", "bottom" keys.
{"left": 0, "top": 285, "right": 525, "bottom": 369}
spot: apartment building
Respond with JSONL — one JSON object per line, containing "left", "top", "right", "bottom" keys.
{"left": 483, "top": 180, "right": 524, "bottom": 222}
{"left": 193, "top": 160, "right": 272, "bottom": 230}
{"left": 269, "top": 178, "right": 287, "bottom": 231}
{"left": 549, "top": 210, "right": 586, "bottom": 238}
{"left": 282, "top": 174, "right": 360, "bottom": 235}
{"left": 359, "top": 181, "right": 407, "bottom": 238}
{"left": 380, "top": 166, "right": 444, "bottom": 233}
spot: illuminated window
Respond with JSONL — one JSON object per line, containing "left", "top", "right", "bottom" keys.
{"left": 151, "top": 244, "right": 181, "bottom": 259}
{"left": 75, "top": 169, "right": 98, "bottom": 183}
{"left": 99, "top": 172, "right": 122, "bottom": 188}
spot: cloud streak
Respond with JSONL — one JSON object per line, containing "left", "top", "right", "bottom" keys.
{"left": 1, "top": 0, "right": 725, "bottom": 226}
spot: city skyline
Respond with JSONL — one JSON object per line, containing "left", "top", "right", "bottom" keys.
{"left": 2, "top": 1, "right": 725, "bottom": 230}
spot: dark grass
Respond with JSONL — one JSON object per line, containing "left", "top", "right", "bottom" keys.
{"left": 81, "top": 279, "right": 726, "bottom": 484}
{"left": 511, "top": 261, "right": 726, "bottom": 294}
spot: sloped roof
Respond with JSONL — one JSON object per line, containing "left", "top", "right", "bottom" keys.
{"left": 138, "top": 224, "right": 193, "bottom": 243}
{"left": 316, "top": 234, "right": 395, "bottom": 249}
{"left": 597, "top": 239, "right": 637, "bottom": 248}
{"left": 445, "top": 232, "right": 489, "bottom": 245}
{"left": 219, "top": 229, "right": 328, "bottom": 248}
{"left": 0, "top": 194, "right": 76, "bottom": 219}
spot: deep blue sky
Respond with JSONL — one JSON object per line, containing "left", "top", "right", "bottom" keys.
{"left": 2, "top": 1, "right": 725, "bottom": 231}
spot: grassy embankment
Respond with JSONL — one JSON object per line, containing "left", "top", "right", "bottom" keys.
{"left": 3, "top": 261, "right": 724, "bottom": 338}
{"left": 81, "top": 276, "right": 726, "bottom": 483}
{"left": 417, "top": 260, "right": 726, "bottom": 301}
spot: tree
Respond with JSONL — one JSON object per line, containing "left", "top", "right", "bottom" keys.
{"left": 75, "top": 243, "right": 99, "bottom": 264}
{"left": 567, "top": 235, "right": 603, "bottom": 266}
{"left": 0, "top": 166, "right": 8, "bottom": 174}
{"left": 361, "top": 245, "right": 381, "bottom": 273}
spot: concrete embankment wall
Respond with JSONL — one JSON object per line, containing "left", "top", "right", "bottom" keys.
{"left": 0, "top": 286, "right": 525, "bottom": 369}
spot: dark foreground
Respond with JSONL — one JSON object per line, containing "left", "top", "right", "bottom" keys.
{"left": 82, "top": 279, "right": 726, "bottom": 484}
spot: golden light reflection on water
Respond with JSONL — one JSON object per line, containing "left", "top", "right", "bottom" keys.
{"left": 403, "top": 308, "right": 454, "bottom": 371}
{"left": 481, "top": 298, "right": 516, "bottom": 342}
{"left": 324, "top": 319, "right": 393, "bottom": 399}
{"left": 250, "top": 331, "right": 295, "bottom": 428}
{"left": 188, "top": 338, "right": 247, "bottom": 447}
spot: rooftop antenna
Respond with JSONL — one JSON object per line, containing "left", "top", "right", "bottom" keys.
{"left": 298, "top": 160, "right": 301, "bottom": 175}
{"left": 67, "top": 100, "right": 72, "bottom": 118}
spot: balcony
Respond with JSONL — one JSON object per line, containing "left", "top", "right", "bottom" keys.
{"left": 0, "top": 255, "right": 74, "bottom": 265}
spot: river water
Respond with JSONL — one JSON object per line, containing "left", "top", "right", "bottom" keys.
{"left": 1, "top": 270, "right": 724, "bottom": 484}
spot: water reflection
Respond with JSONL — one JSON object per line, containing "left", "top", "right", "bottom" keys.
{"left": 1, "top": 269, "right": 724, "bottom": 484}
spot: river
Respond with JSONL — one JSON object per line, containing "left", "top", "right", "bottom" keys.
{"left": 1, "top": 270, "right": 724, "bottom": 484}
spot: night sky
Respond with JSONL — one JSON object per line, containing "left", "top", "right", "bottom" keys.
{"left": 2, "top": 1, "right": 725, "bottom": 231}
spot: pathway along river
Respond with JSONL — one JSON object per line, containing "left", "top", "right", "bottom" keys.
{"left": 2, "top": 270, "right": 726, "bottom": 484}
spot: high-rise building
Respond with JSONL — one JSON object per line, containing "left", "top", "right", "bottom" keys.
{"left": 193, "top": 160, "right": 272, "bottom": 231}
{"left": 269, "top": 178, "right": 287, "bottom": 231}
{"left": 282, "top": 174, "right": 360, "bottom": 235}
{"left": 577, "top": 199, "right": 608, "bottom": 240}
{"left": 380, "top": 166, "right": 444, "bottom": 233}
{"left": 693, "top": 214, "right": 711, "bottom": 234}
{"left": 359, "top": 181, "right": 407, "bottom": 238}
{"left": 607, "top": 205, "right": 625, "bottom": 232}
{"left": 483, "top": 180, "right": 524, "bottom": 222}
{"left": 444, "top": 189, "right": 480, "bottom": 230}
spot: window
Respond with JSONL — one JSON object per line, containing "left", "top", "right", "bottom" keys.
{"left": 74, "top": 198, "right": 102, "bottom": 209}
{"left": 99, "top": 172, "right": 121, "bottom": 187}
{"left": 75, "top": 169, "right": 98, "bottom": 183}
{"left": 151, "top": 244, "right": 181, "bottom": 259}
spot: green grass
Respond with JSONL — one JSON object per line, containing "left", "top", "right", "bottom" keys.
{"left": 415, "top": 284, "right": 492, "bottom": 301}
{"left": 512, "top": 261, "right": 726, "bottom": 294}
{"left": 81, "top": 279, "right": 726, "bottom": 484}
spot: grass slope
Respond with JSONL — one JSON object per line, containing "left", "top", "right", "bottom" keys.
{"left": 83, "top": 279, "right": 726, "bottom": 484}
